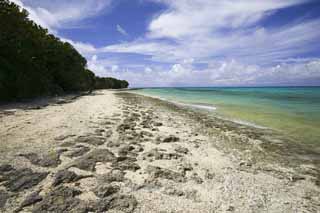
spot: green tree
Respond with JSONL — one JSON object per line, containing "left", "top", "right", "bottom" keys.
{"left": 0, "top": 0, "right": 129, "bottom": 101}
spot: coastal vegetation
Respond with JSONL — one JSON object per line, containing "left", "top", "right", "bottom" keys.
{"left": 0, "top": 0, "right": 128, "bottom": 101}
{"left": 94, "top": 77, "right": 129, "bottom": 90}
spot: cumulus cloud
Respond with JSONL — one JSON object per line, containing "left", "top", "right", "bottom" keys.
{"left": 116, "top": 24, "right": 128, "bottom": 36}
{"left": 100, "top": 0, "right": 320, "bottom": 65}
{"left": 10, "top": 0, "right": 113, "bottom": 32}
{"left": 147, "top": 0, "right": 309, "bottom": 39}
{"left": 87, "top": 54, "right": 320, "bottom": 87}
{"left": 11, "top": 0, "right": 320, "bottom": 86}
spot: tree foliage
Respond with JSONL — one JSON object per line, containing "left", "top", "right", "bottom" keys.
{"left": 0, "top": 0, "right": 128, "bottom": 101}
{"left": 94, "top": 77, "right": 129, "bottom": 90}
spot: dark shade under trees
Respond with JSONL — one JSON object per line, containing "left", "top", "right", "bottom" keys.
{"left": 0, "top": 0, "right": 128, "bottom": 101}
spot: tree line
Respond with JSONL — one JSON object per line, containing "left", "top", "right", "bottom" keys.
{"left": 0, "top": 0, "right": 129, "bottom": 101}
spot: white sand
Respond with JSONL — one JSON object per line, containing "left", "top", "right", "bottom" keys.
{"left": 0, "top": 90, "right": 319, "bottom": 213}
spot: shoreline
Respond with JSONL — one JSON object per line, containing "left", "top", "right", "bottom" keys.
{"left": 0, "top": 90, "right": 319, "bottom": 212}
{"left": 129, "top": 90, "right": 271, "bottom": 130}
{"left": 122, "top": 91, "right": 320, "bottom": 171}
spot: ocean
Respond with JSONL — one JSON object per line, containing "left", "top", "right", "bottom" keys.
{"left": 133, "top": 87, "right": 320, "bottom": 146}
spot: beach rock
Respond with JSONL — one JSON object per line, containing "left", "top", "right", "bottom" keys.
{"left": 112, "top": 157, "right": 140, "bottom": 171}
{"left": 117, "top": 123, "right": 134, "bottom": 132}
{"left": 225, "top": 205, "right": 235, "bottom": 211}
{"left": 112, "top": 113, "right": 121, "bottom": 117}
{"left": 19, "top": 191, "right": 43, "bottom": 209}
{"left": 0, "top": 164, "right": 15, "bottom": 183}
{"left": 154, "top": 122, "right": 163, "bottom": 127}
{"left": 239, "top": 161, "right": 252, "bottom": 167}
{"left": 185, "top": 189, "right": 199, "bottom": 201}
{"left": 144, "top": 148, "right": 182, "bottom": 160}
{"left": 94, "top": 129, "right": 105, "bottom": 135}
{"left": 146, "top": 166, "right": 186, "bottom": 182}
{"left": 94, "top": 185, "right": 120, "bottom": 198}
{"left": 56, "top": 148, "right": 69, "bottom": 154}
{"left": 140, "top": 120, "right": 152, "bottom": 129}
{"left": 20, "top": 152, "right": 61, "bottom": 168}
{"left": 289, "top": 175, "right": 306, "bottom": 182}
{"left": 107, "top": 141, "right": 121, "bottom": 148}
{"left": 32, "top": 186, "right": 84, "bottom": 213}
{"left": 76, "top": 136, "right": 106, "bottom": 146}
{"left": 52, "top": 170, "right": 91, "bottom": 187}
{"left": 101, "top": 121, "right": 114, "bottom": 126}
{"left": 60, "top": 141, "right": 77, "bottom": 147}
{"left": 105, "top": 130, "right": 113, "bottom": 138}
{"left": 0, "top": 164, "right": 14, "bottom": 173}
{"left": 54, "top": 134, "right": 75, "bottom": 141}
{"left": 72, "top": 149, "right": 117, "bottom": 171}
{"left": 191, "top": 173, "right": 204, "bottom": 184}
{"left": 163, "top": 135, "right": 180, "bottom": 143}
{"left": 163, "top": 187, "right": 184, "bottom": 197}
{"left": 4, "top": 168, "right": 48, "bottom": 192}
{"left": 95, "top": 194, "right": 138, "bottom": 213}
{"left": 118, "top": 145, "right": 136, "bottom": 157}
{"left": 66, "top": 146, "right": 90, "bottom": 158}
{"left": 204, "top": 170, "right": 214, "bottom": 179}
{"left": 178, "top": 163, "right": 193, "bottom": 174}
{"left": 0, "top": 190, "right": 9, "bottom": 209}
{"left": 99, "top": 170, "right": 125, "bottom": 183}
{"left": 140, "top": 131, "right": 153, "bottom": 138}
{"left": 175, "top": 146, "right": 189, "bottom": 154}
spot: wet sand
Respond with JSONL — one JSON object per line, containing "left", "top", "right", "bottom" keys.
{"left": 0, "top": 90, "right": 319, "bottom": 212}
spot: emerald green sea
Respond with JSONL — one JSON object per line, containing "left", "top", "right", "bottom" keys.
{"left": 133, "top": 87, "right": 320, "bottom": 146}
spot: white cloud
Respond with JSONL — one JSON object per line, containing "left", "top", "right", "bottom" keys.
{"left": 87, "top": 54, "right": 320, "bottom": 87}
{"left": 111, "top": 65, "right": 119, "bottom": 72}
{"left": 116, "top": 24, "right": 128, "bottom": 36}
{"left": 100, "top": 6, "right": 320, "bottom": 65}
{"left": 10, "top": 0, "right": 113, "bottom": 32}
{"left": 10, "top": 0, "right": 320, "bottom": 86}
{"left": 60, "top": 38, "right": 97, "bottom": 55}
{"left": 147, "top": 0, "right": 309, "bottom": 39}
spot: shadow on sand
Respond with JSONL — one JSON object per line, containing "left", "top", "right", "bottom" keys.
{"left": 0, "top": 91, "right": 105, "bottom": 117}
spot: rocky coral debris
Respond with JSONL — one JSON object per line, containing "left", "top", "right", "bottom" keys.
{"left": 0, "top": 164, "right": 14, "bottom": 173}
{"left": 19, "top": 191, "right": 43, "bottom": 209}
{"left": 143, "top": 148, "right": 182, "bottom": 160}
{"left": 52, "top": 170, "right": 91, "bottom": 187}
{"left": 76, "top": 136, "right": 106, "bottom": 146}
{"left": 32, "top": 186, "right": 86, "bottom": 213}
{"left": 20, "top": 152, "right": 61, "bottom": 168}
{"left": 71, "top": 149, "right": 117, "bottom": 172}
{"left": 112, "top": 156, "right": 141, "bottom": 172}
{"left": 0, "top": 190, "right": 9, "bottom": 209}
{"left": 162, "top": 187, "right": 185, "bottom": 197}
{"left": 71, "top": 149, "right": 117, "bottom": 171}
{"left": 162, "top": 135, "right": 180, "bottom": 143}
{"left": 3, "top": 168, "right": 48, "bottom": 192}
{"left": 94, "top": 185, "right": 120, "bottom": 198}
{"left": 94, "top": 194, "right": 138, "bottom": 213}
{"left": 191, "top": 173, "right": 204, "bottom": 184}
{"left": 66, "top": 146, "right": 90, "bottom": 158}
{"left": 146, "top": 166, "right": 186, "bottom": 183}
{"left": 175, "top": 146, "right": 189, "bottom": 154}
{"left": 98, "top": 170, "right": 125, "bottom": 183}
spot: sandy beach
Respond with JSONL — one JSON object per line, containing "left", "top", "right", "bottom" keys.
{"left": 0, "top": 90, "right": 319, "bottom": 213}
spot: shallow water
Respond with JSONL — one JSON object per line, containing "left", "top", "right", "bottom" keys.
{"left": 133, "top": 87, "right": 320, "bottom": 145}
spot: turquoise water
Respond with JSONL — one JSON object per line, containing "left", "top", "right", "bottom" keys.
{"left": 133, "top": 87, "right": 320, "bottom": 145}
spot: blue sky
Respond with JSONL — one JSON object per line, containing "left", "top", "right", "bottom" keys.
{"left": 12, "top": 0, "right": 320, "bottom": 87}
